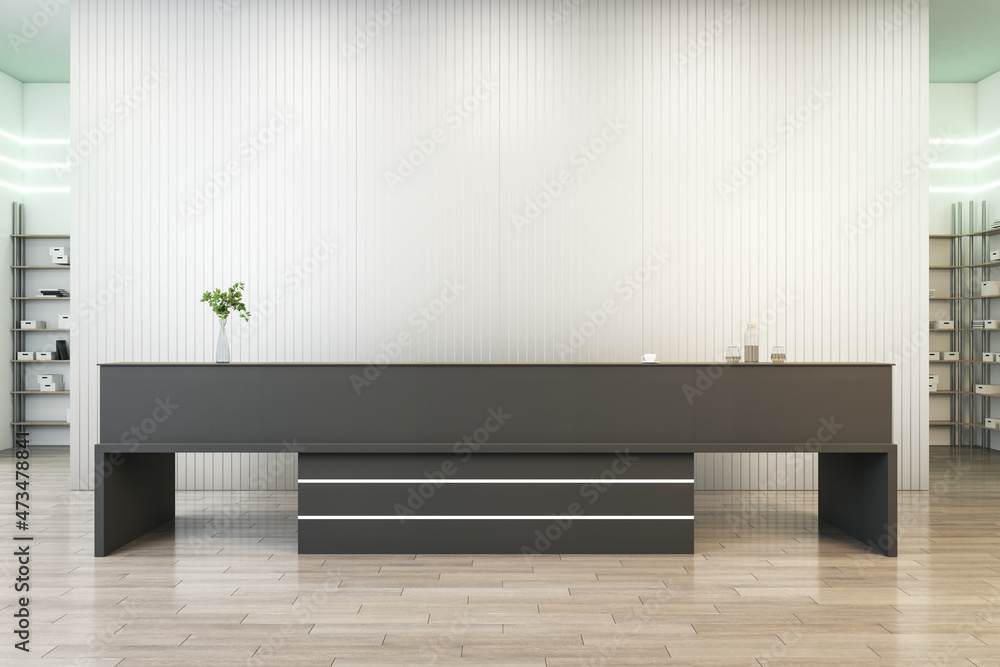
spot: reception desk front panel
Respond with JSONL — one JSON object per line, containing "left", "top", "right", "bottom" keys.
{"left": 99, "top": 363, "right": 892, "bottom": 445}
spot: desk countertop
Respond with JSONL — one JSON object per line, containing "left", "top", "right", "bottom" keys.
{"left": 98, "top": 361, "right": 894, "bottom": 367}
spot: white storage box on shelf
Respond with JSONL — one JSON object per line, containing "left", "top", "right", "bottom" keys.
{"left": 39, "top": 382, "right": 64, "bottom": 392}
{"left": 985, "top": 353, "right": 995, "bottom": 363}
{"left": 48, "top": 247, "right": 69, "bottom": 265}
{"left": 944, "top": 351, "right": 960, "bottom": 360}
{"left": 930, "top": 352, "right": 941, "bottom": 360}
{"left": 35, "top": 352, "right": 54, "bottom": 361}
{"left": 992, "top": 250, "right": 1000, "bottom": 262}
{"left": 16, "top": 352, "right": 33, "bottom": 361}
{"left": 982, "top": 281, "right": 1000, "bottom": 297}
{"left": 987, "top": 418, "right": 999, "bottom": 430}
{"left": 19, "top": 320, "right": 44, "bottom": 329}
{"left": 976, "top": 384, "right": 1000, "bottom": 396}
{"left": 931, "top": 321, "right": 955, "bottom": 330}
{"left": 38, "top": 374, "right": 63, "bottom": 385}
{"left": 929, "top": 381, "right": 939, "bottom": 391}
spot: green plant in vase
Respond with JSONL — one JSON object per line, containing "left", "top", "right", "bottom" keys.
{"left": 201, "top": 282, "right": 251, "bottom": 363}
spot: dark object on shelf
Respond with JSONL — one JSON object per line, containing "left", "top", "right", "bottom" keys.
{"left": 38, "top": 288, "right": 69, "bottom": 297}
{"left": 56, "top": 340, "right": 69, "bottom": 361}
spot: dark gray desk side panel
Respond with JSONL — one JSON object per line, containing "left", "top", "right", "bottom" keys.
{"left": 100, "top": 365, "right": 889, "bottom": 444}
{"left": 818, "top": 449, "right": 898, "bottom": 557}
{"left": 94, "top": 451, "right": 175, "bottom": 557}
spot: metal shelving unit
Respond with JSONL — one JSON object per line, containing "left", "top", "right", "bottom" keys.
{"left": 930, "top": 200, "right": 995, "bottom": 447}
{"left": 10, "top": 204, "right": 71, "bottom": 443}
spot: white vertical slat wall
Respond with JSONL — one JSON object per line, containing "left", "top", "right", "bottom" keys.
{"left": 70, "top": 0, "right": 930, "bottom": 491}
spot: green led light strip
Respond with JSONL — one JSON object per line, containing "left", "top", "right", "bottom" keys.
{"left": 0, "top": 153, "right": 68, "bottom": 170}
{"left": 930, "top": 128, "right": 1000, "bottom": 146}
{"left": 929, "top": 179, "right": 1000, "bottom": 194}
{"left": 931, "top": 153, "right": 1000, "bottom": 170}
{"left": 0, "top": 128, "right": 69, "bottom": 145}
{"left": 0, "top": 179, "right": 69, "bottom": 194}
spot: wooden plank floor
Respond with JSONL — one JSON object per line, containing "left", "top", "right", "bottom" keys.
{"left": 2, "top": 446, "right": 999, "bottom": 665}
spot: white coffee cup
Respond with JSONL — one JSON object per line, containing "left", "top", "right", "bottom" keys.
{"left": 641, "top": 353, "right": 657, "bottom": 363}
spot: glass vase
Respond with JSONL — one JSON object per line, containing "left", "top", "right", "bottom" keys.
{"left": 743, "top": 323, "right": 759, "bottom": 363}
{"left": 216, "top": 316, "right": 231, "bottom": 363}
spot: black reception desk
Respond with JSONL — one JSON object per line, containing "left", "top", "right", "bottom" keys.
{"left": 95, "top": 362, "right": 896, "bottom": 557}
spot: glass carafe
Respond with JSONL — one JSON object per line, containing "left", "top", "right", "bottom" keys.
{"left": 743, "top": 323, "right": 758, "bottom": 363}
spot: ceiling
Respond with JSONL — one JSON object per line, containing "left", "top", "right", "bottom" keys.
{"left": 931, "top": 0, "right": 1000, "bottom": 82}
{"left": 0, "top": 0, "right": 70, "bottom": 83}
{"left": 0, "top": 0, "right": 996, "bottom": 84}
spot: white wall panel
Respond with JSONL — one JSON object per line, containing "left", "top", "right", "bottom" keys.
{"left": 71, "top": 0, "right": 929, "bottom": 491}
{"left": 0, "top": 71, "right": 22, "bottom": 451}
{"left": 23, "top": 84, "right": 71, "bottom": 232}
{"left": 978, "top": 72, "right": 1000, "bottom": 237}
{"left": 976, "top": 71, "right": 1000, "bottom": 452}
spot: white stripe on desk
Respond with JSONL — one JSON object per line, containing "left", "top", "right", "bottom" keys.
{"left": 297, "top": 478, "right": 695, "bottom": 484}
{"left": 299, "top": 515, "right": 695, "bottom": 520}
